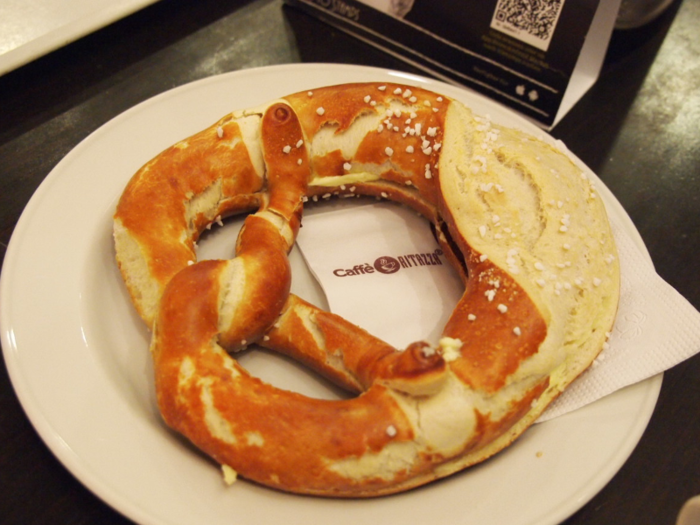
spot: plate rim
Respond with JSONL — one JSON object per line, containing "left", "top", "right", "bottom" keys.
{"left": 0, "top": 62, "right": 662, "bottom": 525}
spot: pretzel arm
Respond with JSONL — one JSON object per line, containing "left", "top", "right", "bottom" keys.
{"left": 259, "top": 294, "right": 447, "bottom": 396}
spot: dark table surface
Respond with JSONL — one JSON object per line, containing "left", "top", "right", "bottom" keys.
{"left": 1, "top": 1, "right": 698, "bottom": 524}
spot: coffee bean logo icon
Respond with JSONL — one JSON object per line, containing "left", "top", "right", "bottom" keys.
{"left": 374, "top": 256, "right": 400, "bottom": 274}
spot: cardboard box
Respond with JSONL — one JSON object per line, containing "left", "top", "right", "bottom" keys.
{"left": 285, "top": 0, "right": 621, "bottom": 128}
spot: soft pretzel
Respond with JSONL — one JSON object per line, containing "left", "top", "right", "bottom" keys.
{"left": 114, "top": 82, "right": 620, "bottom": 497}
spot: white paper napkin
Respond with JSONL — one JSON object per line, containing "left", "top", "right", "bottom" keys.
{"left": 296, "top": 201, "right": 700, "bottom": 421}
{"left": 297, "top": 203, "right": 464, "bottom": 350}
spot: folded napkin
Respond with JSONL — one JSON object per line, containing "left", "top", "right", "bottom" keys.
{"left": 296, "top": 200, "right": 700, "bottom": 421}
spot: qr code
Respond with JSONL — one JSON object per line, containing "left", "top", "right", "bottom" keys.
{"left": 491, "top": 0, "right": 565, "bottom": 51}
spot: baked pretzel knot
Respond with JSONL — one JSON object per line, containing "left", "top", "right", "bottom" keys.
{"left": 114, "top": 83, "right": 620, "bottom": 497}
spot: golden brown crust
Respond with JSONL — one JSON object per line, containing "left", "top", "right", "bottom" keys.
{"left": 443, "top": 262, "right": 548, "bottom": 392}
{"left": 114, "top": 114, "right": 264, "bottom": 326}
{"left": 114, "top": 82, "right": 620, "bottom": 497}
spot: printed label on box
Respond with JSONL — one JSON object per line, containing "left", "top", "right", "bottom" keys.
{"left": 490, "top": 0, "right": 567, "bottom": 52}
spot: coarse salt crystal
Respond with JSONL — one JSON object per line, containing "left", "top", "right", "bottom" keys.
{"left": 468, "top": 314, "right": 477, "bottom": 321}
{"left": 216, "top": 126, "right": 224, "bottom": 138}
{"left": 422, "top": 346, "right": 437, "bottom": 357}
{"left": 282, "top": 145, "right": 292, "bottom": 154}
{"left": 513, "top": 327, "right": 522, "bottom": 336}
{"left": 385, "top": 147, "right": 394, "bottom": 156}
{"left": 316, "top": 107, "right": 325, "bottom": 115}
{"left": 222, "top": 465, "right": 238, "bottom": 485}
{"left": 497, "top": 304, "right": 508, "bottom": 313}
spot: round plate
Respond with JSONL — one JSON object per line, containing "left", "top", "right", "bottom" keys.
{"left": 1, "top": 64, "right": 661, "bottom": 525}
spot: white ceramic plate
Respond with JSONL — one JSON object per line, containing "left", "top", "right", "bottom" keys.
{"left": 0, "top": 0, "right": 161, "bottom": 75}
{"left": 1, "top": 64, "right": 661, "bottom": 525}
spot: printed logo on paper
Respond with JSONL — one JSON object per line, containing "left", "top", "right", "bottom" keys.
{"left": 374, "top": 256, "right": 401, "bottom": 274}
{"left": 332, "top": 249, "right": 444, "bottom": 277}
